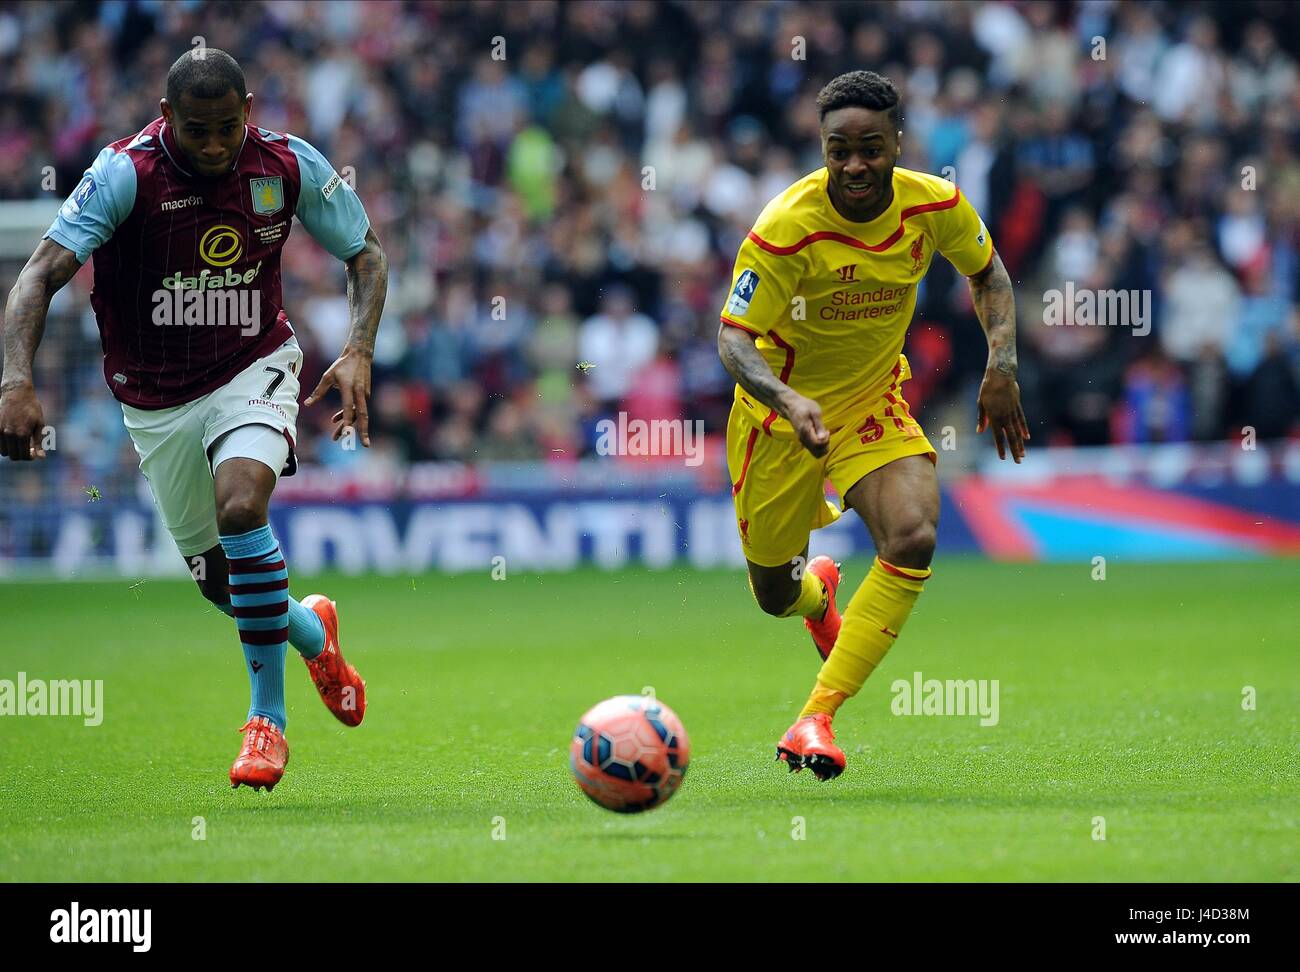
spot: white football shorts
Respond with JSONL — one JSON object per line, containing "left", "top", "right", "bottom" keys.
{"left": 120, "top": 337, "right": 304, "bottom": 556}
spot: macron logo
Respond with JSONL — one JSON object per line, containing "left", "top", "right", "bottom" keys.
{"left": 50, "top": 902, "right": 151, "bottom": 952}
{"left": 160, "top": 195, "right": 202, "bottom": 212}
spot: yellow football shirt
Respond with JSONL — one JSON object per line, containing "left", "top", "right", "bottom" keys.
{"left": 719, "top": 165, "right": 994, "bottom": 438}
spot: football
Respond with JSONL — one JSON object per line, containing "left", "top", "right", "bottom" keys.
{"left": 570, "top": 695, "right": 690, "bottom": 813}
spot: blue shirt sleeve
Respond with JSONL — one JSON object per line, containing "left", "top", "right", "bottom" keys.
{"left": 287, "top": 134, "right": 371, "bottom": 260}
{"left": 43, "top": 147, "right": 137, "bottom": 263}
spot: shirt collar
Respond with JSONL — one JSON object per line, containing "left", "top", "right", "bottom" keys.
{"left": 159, "top": 119, "right": 249, "bottom": 181}
{"left": 821, "top": 167, "right": 899, "bottom": 233}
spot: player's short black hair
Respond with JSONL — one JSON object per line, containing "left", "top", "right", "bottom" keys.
{"left": 816, "top": 70, "right": 901, "bottom": 129}
{"left": 165, "top": 48, "right": 246, "bottom": 108}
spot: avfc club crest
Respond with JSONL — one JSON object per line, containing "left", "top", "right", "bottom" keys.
{"left": 909, "top": 234, "right": 926, "bottom": 274}
{"left": 250, "top": 176, "right": 284, "bottom": 216}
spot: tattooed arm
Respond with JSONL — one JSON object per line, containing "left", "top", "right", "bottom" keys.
{"left": 305, "top": 227, "right": 389, "bottom": 447}
{"left": 718, "top": 323, "right": 829, "bottom": 457}
{"left": 967, "top": 252, "right": 1029, "bottom": 462}
{"left": 0, "top": 239, "right": 83, "bottom": 461}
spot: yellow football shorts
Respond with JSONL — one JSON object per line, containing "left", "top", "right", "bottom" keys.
{"left": 726, "top": 380, "right": 936, "bottom": 568}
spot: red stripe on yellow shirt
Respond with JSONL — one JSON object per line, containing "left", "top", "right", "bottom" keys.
{"left": 747, "top": 190, "right": 963, "bottom": 256}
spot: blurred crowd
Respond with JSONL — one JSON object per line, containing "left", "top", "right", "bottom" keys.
{"left": 1, "top": 0, "right": 1298, "bottom": 501}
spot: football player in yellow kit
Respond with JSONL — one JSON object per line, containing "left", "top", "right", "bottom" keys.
{"left": 717, "top": 71, "right": 1029, "bottom": 780}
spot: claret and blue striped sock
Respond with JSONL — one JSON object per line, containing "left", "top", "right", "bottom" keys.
{"left": 219, "top": 525, "right": 291, "bottom": 730}
{"left": 214, "top": 560, "right": 325, "bottom": 659}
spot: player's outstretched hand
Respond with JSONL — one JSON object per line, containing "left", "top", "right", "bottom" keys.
{"left": 976, "top": 370, "right": 1030, "bottom": 463}
{"left": 784, "top": 392, "right": 830, "bottom": 458}
{"left": 305, "top": 348, "right": 373, "bottom": 447}
{"left": 0, "top": 384, "right": 47, "bottom": 461}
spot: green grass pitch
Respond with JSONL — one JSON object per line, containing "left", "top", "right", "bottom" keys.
{"left": 0, "top": 558, "right": 1296, "bottom": 881}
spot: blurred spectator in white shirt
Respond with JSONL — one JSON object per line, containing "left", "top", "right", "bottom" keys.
{"left": 579, "top": 285, "right": 660, "bottom": 408}
{"left": 1159, "top": 245, "right": 1240, "bottom": 363}
{"left": 1153, "top": 16, "right": 1228, "bottom": 126}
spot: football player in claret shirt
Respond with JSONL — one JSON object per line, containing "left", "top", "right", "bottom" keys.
{"left": 0, "top": 49, "right": 389, "bottom": 791}
{"left": 717, "top": 71, "right": 1029, "bottom": 780}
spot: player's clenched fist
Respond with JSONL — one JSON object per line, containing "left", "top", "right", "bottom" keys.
{"left": 781, "top": 390, "right": 830, "bottom": 458}
{"left": 0, "top": 384, "right": 46, "bottom": 461}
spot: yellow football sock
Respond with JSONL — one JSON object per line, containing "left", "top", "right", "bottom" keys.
{"left": 800, "top": 684, "right": 849, "bottom": 717}
{"left": 799, "top": 556, "right": 931, "bottom": 718}
{"left": 780, "top": 567, "right": 828, "bottom": 619}
{"left": 746, "top": 567, "right": 828, "bottom": 620}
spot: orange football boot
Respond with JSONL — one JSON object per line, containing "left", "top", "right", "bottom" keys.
{"left": 230, "top": 716, "right": 289, "bottom": 791}
{"left": 301, "top": 594, "right": 366, "bottom": 726}
{"left": 803, "top": 556, "right": 842, "bottom": 660}
{"left": 775, "top": 713, "right": 846, "bottom": 781}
